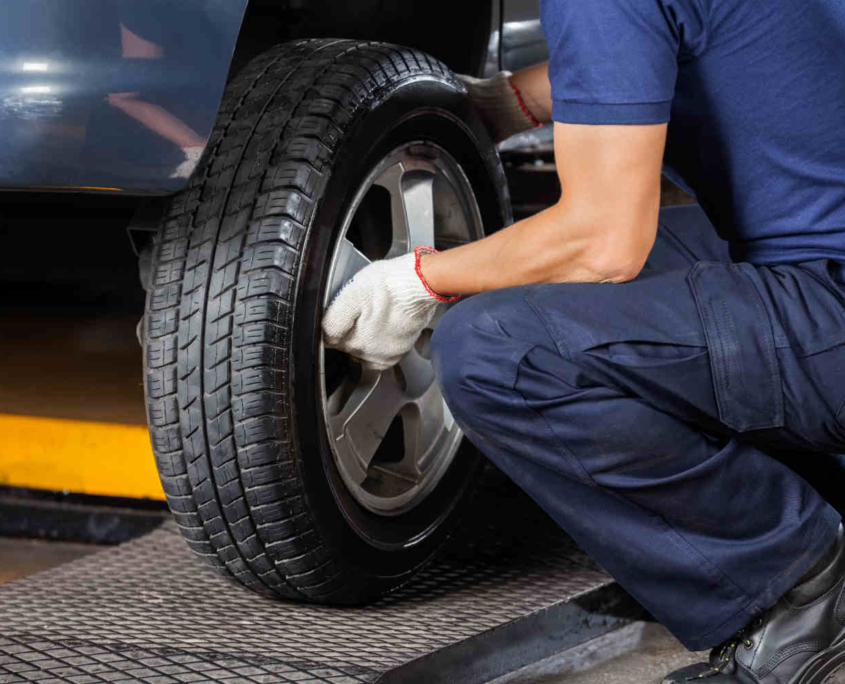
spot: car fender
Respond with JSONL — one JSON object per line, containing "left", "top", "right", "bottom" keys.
{"left": 0, "top": 0, "right": 249, "bottom": 195}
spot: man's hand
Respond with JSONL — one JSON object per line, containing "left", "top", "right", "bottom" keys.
{"left": 322, "top": 248, "right": 455, "bottom": 371}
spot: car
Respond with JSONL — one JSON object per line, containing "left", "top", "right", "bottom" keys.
{"left": 0, "top": 0, "right": 548, "bottom": 603}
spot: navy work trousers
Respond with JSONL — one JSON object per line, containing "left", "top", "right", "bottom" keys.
{"left": 431, "top": 205, "right": 845, "bottom": 651}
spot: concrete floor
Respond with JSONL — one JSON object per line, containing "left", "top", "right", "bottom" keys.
{"left": 495, "top": 622, "right": 705, "bottom": 684}
{"left": 0, "top": 314, "right": 145, "bottom": 425}
{"left": 0, "top": 537, "right": 97, "bottom": 585}
{"left": 0, "top": 192, "right": 147, "bottom": 426}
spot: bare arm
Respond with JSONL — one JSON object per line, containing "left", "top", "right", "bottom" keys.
{"left": 420, "top": 121, "right": 667, "bottom": 294}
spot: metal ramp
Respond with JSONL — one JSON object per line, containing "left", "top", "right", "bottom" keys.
{"left": 0, "top": 471, "right": 642, "bottom": 684}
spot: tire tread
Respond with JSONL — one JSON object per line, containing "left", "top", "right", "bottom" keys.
{"left": 144, "top": 39, "right": 464, "bottom": 602}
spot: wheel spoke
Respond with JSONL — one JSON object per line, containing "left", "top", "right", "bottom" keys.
{"left": 398, "top": 348, "right": 435, "bottom": 398}
{"left": 328, "top": 367, "right": 405, "bottom": 485}
{"left": 375, "top": 159, "right": 437, "bottom": 257}
{"left": 379, "top": 383, "right": 447, "bottom": 484}
{"left": 327, "top": 238, "right": 371, "bottom": 304}
{"left": 402, "top": 170, "right": 436, "bottom": 251}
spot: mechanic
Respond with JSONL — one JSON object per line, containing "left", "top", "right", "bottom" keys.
{"left": 323, "top": 1, "right": 845, "bottom": 682}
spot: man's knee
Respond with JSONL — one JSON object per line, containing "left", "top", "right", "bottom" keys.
{"left": 430, "top": 288, "right": 548, "bottom": 422}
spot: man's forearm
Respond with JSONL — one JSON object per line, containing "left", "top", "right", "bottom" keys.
{"left": 419, "top": 196, "right": 658, "bottom": 296}
{"left": 420, "top": 121, "right": 666, "bottom": 297}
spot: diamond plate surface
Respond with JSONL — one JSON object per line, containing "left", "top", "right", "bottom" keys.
{"left": 0, "top": 469, "right": 622, "bottom": 684}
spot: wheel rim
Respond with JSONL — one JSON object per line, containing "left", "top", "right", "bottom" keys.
{"left": 319, "top": 142, "right": 483, "bottom": 517}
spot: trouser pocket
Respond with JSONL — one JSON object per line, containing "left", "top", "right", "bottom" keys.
{"left": 688, "top": 262, "right": 784, "bottom": 432}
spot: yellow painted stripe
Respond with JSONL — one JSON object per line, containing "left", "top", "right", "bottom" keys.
{"left": 0, "top": 414, "right": 164, "bottom": 501}
{"left": 5, "top": 186, "right": 124, "bottom": 193}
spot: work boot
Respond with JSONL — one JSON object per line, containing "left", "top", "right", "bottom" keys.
{"left": 664, "top": 525, "right": 845, "bottom": 684}
{"left": 456, "top": 71, "right": 542, "bottom": 143}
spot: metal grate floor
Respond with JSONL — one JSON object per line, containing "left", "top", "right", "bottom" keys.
{"left": 0, "top": 469, "right": 641, "bottom": 684}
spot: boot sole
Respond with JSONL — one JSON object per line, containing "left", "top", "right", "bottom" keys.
{"left": 791, "top": 627, "right": 845, "bottom": 684}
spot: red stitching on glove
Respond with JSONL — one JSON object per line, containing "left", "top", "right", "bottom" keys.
{"left": 414, "top": 247, "right": 461, "bottom": 303}
{"left": 509, "top": 82, "right": 543, "bottom": 129}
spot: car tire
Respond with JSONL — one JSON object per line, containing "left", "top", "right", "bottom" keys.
{"left": 143, "top": 38, "right": 511, "bottom": 603}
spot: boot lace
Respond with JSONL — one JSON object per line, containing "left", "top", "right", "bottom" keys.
{"left": 687, "top": 628, "right": 755, "bottom": 680}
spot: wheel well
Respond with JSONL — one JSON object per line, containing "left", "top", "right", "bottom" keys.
{"left": 230, "top": 0, "right": 497, "bottom": 79}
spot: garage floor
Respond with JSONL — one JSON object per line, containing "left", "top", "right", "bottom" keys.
{"left": 0, "top": 534, "right": 703, "bottom": 684}
{"left": 496, "top": 624, "right": 705, "bottom": 684}
{"left": 0, "top": 312, "right": 144, "bottom": 426}
{"left": 0, "top": 192, "right": 159, "bottom": 500}
{"left": 0, "top": 537, "right": 97, "bottom": 585}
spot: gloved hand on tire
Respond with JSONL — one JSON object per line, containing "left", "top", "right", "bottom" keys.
{"left": 322, "top": 247, "right": 458, "bottom": 371}
{"left": 456, "top": 71, "right": 542, "bottom": 142}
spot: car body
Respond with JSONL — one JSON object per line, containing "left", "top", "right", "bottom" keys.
{"left": 0, "top": 0, "right": 547, "bottom": 196}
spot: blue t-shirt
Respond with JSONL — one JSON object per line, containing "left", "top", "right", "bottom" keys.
{"left": 541, "top": 0, "right": 845, "bottom": 265}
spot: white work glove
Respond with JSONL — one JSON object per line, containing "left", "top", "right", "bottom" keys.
{"left": 322, "top": 247, "right": 458, "bottom": 371}
{"left": 456, "top": 71, "right": 542, "bottom": 143}
{"left": 170, "top": 146, "right": 203, "bottom": 179}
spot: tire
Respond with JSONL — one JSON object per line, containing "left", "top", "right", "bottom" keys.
{"left": 143, "top": 39, "right": 511, "bottom": 603}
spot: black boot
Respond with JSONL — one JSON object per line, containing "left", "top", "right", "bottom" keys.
{"left": 664, "top": 526, "right": 845, "bottom": 684}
